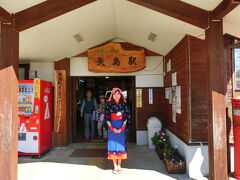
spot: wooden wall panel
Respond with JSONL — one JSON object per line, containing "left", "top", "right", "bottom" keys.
{"left": 164, "top": 35, "right": 234, "bottom": 145}
{"left": 164, "top": 36, "right": 190, "bottom": 142}
{"left": 164, "top": 35, "right": 208, "bottom": 143}
{"left": 136, "top": 88, "right": 165, "bottom": 130}
{"left": 189, "top": 36, "right": 208, "bottom": 142}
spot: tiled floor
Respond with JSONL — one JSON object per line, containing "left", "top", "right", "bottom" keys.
{"left": 18, "top": 143, "right": 208, "bottom": 180}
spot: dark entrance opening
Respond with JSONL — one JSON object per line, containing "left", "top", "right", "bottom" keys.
{"left": 71, "top": 76, "right": 136, "bottom": 143}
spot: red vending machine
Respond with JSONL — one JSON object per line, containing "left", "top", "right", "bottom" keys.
{"left": 18, "top": 78, "right": 53, "bottom": 156}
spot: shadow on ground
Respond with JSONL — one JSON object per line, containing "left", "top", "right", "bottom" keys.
{"left": 18, "top": 143, "right": 207, "bottom": 180}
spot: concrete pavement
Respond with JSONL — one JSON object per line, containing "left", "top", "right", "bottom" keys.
{"left": 18, "top": 143, "right": 208, "bottom": 180}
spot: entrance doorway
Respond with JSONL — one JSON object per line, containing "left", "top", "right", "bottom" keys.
{"left": 71, "top": 76, "right": 136, "bottom": 143}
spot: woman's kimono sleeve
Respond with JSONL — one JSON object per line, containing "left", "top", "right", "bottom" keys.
{"left": 123, "top": 104, "right": 131, "bottom": 128}
{"left": 103, "top": 103, "right": 111, "bottom": 129}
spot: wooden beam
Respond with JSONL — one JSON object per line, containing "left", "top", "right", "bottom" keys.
{"left": 71, "top": 77, "right": 77, "bottom": 143}
{"left": 0, "top": 7, "right": 11, "bottom": 23}
{"left": 14, "top": 0, "right": 96, "bottom": 31}
{"left": 0, "top": 23, "right": 19, "bottom": 180}
{"left": 212, "top": 0, "right": 240, "bottom": 20}
{"left": 0, "top": 24, "right": 19, "bottom": 74}
{"left": 224, "top": 33, "right": 240, "bottom": 42}
{"left": 127, "top": 0, "right": 208, "bottom": 29}
{"left": 206, "top": 14, "right": 228, "bottom": 180}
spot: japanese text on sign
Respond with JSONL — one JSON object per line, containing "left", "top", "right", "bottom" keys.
{"left": 88, "top": 42, "right": 146, "bottom": 73}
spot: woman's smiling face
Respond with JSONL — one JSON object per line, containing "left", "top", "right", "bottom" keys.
{"left": 113, "top": 90, "right": 121, "bottom": 102}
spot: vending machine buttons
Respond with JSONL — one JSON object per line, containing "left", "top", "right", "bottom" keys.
{"left": 36, "top": 119, "right": 40, "bottom": 124}
{"left": 18, "top": 83, "right": 34, "bottom": 115}
{"left": 35, "top": 105, "right": 39, "bottom": 113}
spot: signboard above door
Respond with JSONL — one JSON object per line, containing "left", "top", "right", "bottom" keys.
{"left": 88, "top": 42, "right": 146, "bottom": 73}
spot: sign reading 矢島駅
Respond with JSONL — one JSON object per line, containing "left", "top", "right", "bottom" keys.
{"left": 88, "top": 42, "right": 146, "bottom": 73}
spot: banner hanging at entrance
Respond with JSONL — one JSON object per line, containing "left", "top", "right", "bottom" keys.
{"left": 88, "top": 42, "right": 146, "bottom": 73}
{"left": 54, "top": 70, "right": 66, "bottom": 133}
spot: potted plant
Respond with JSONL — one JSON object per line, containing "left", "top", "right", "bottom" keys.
{"left": 162, "top": 144, "right": 186, "bottom": 174}
{"left": 151, "top": 130, "right": 169, "bottom": 159}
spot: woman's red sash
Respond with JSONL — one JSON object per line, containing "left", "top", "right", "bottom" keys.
{"left": 111, "top": 113, "right": 124, "bottom": 120}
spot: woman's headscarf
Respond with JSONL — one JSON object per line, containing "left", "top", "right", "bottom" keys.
{"left": 107, "top": 87, "right": 126, "bottom": 103}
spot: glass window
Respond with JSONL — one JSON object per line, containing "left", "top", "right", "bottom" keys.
{"left": 234, "top": 48, "right": 240, "bottom": 90}
{"left": 18, "top": 68, "right": 25, "bottom": 80}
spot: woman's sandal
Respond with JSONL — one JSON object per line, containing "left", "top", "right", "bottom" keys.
{"left": 112, "top": 169, "right": 118, "bottom": 174}
{"left": 118, "top": 169, "right": 123, "bottom": 174}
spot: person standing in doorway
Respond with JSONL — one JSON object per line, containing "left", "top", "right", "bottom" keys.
{"left": 104, "top": 88, "right": 131, "bottom": 174}
{"left": 81, "top": 90, "right": 97, "bottom": 140}
{"left": 97, "top": 95, "right": 107, "bottom": 140}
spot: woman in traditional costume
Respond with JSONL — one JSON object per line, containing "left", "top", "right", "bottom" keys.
{"left": 104, "top": 88, "right": 131, "bottom": 174}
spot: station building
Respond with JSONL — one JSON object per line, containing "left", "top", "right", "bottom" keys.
{"left": 1, "top": 0, "right": 240, "bottom": 180}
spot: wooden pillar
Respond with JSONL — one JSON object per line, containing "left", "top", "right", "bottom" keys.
{"left": 54, "top": 58, "right": 71, "bottom": 146}
{"left": 0, "top": 23, "right": 19, "bottom": 180}
{"left": 71, "top": 77, "right": 77, "bottom": 143}
{"left": 224, "top": 35, "right": 234, "bottom": 174}
{"left": 206, "top": 15, "right": 228, "bottom": 180}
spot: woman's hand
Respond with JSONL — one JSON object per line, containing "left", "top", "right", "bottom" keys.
{"left": 107, "top": 121, "right": 111, "bottom": 127}
{"left": 108, "top": 122, "right": 117, "bottom": 133}
{"left": 123, "top": 120, "right": 127, "bottom": 126}
{"left": 108, "top": 121, "right": 122, "bottom": 133}
{"left": 110, "top": 126, "right": 120, "bottom": 133}
{"left": 113, "top": 129, "right": 120, "bottom": 133}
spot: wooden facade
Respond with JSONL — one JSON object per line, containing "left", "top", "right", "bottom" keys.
{"left": 164, "top": 35, "right": 208, "bottom": 143}
{"left": 135, "top": 88, "right": 165, "bottom": 130}
{"left": 163, "top": 33, "right": 235, "bottom": 176}
{"left": 0, "top": 0, "right": 239, "bottom": 180}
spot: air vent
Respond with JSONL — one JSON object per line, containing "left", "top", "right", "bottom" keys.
{"left": 73, "top": 33, "right": 83, "bottom": 42}
{"left": 148, "top": 32, "right": 159, "bottom": 41}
